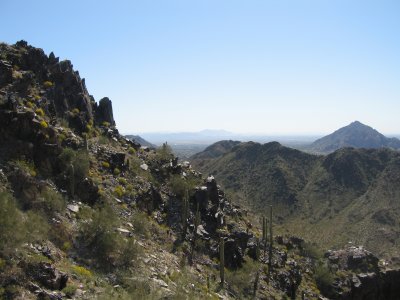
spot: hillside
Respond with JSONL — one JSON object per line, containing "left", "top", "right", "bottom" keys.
{"left": 0, "top": 40, "right": 379, "bottom": 300}
{"left": 190, "top": 140, "right": 241, "bottom": 167}
{"left": 191, "top": 140, "right": 400, "bottom": 262}
{"left": 309, "top": 121, "right": 400, "bottom": 153}
{"left": 125, "top": 134, "right": 156, "bottom": 148}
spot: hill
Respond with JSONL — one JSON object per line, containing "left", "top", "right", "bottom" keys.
{"left": 191, "top": 140, "right": 400, "bottom": 262}
{"left": 125, "top": 134, "right": 156, "bottom": 148}
{"left": 309, "top": 121, "right": 400, "bottom": 153}
{"left": 190, "top": 140, "right": 241, "bottom": 167}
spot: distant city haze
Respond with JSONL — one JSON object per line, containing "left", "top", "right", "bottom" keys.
{"left": 1, "top": 0, "right": 399, "bottom": 134}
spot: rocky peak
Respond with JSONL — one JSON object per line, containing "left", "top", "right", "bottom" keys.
{"left": 0, "top": 40, "right": 115, "bottom": 134}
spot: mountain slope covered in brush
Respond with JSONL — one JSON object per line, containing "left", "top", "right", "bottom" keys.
{"left": 191, "top": 141, "right": 400, "bottom": 262}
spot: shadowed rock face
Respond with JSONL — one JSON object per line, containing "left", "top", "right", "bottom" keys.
{"left": 95, "top": 97, "right": 115, "bottom": 126}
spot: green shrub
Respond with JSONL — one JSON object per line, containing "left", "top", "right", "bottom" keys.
{"left": 169, "top": 175, "right": 189, "bottom": 198}
{"left": 35, "top": 108, "right": 45, "bottom": 117}
{"left": 314, "top": 261, "right": 335, "bottom": 297}
{"left": 72, "top": 265, "right": 92, "bottom": 278}
{"left": 156, "top": 142, "right": 173, "bottom": 162}
{"left": 131, "top": 211, "right": 150, "bottom": 238}
{"left": 58, "top": 148, "right": 90, "bottom": 192}
{"left": 113, "top": 168, "right": 121, "bottom": 176}
{"left": 225, "top": 260, "right": 259, "bottom": 297}
{"left": 118, "top": 177, "right": 127, "bottom": 185}
{"left": 43, "top": 81, "right": 53, "bottom": 88}
{"left": 62, "top": 284, "right": 77, "bottom": 297}
{"left": 40, "top": 120, "right": 48, "bottom": 128}
{"left": 12, "top": 159, "right": 36, "bottom": 177}
{"left": 114, "top": 185, "right": 125, "bottom": 198}
{"left": 80, "top": 205, "right": 120, "bottom": 270}
{"left": 35, "top": 187, "right": 66, "bottom": 213}
{"left": 102, "top": 161, "right": 110, "bottom": 168}
{"left": 0, "top": 192, "right": 24, "bottom": 254}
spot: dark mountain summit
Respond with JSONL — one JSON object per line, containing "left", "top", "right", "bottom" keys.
{"left": 309, "top": 121, "right": 400, "bottom": 153}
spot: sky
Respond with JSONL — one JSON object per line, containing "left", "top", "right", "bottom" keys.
{"left": 1, "top": 0, "right": 399, "bottom": 135}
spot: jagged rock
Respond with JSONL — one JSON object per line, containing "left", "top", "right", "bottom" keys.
{"left": 25, "top": 262, "right": 68, "bottom": 290}
{"left": 95, "top": 97, "right": 115, "bottom": 126}
{"left": 223, "top": 238, "right": 244, "bottom": 269}
{"left": 326, "top": 246, "right": 379, "bottom": 272}
{"left": 0, "top": 60, "right": 13, "bottom": 86}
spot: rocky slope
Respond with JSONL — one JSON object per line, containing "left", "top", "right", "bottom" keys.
{"left": 308, "top": 121, "right": 400, "bottom": 153}
{"left": 1, "top": 41, "right": 400, "bottom": 300}
{"left": 191, "top": 141, "right": 400, "bottom": 263}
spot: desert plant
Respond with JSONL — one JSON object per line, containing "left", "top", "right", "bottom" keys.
{"left": 268, "top": 205, "right": 273, "bottom": 276}
{"left": 35, "top": 108, "right": 45, "bottom": 116}
{"left": 0, "top": 192, "right": 24, "bottom": 254}
{"left": 43, "top": 81, "right": 53, "bottom": 88}
{"left": 220, "top": 237, "right": 225, "bottom": 287}
{"left": 40, "top": 120, "right": 48, "bottom": 128}
{"left": 181, "top": 190, "right": 189, "bottom": 240}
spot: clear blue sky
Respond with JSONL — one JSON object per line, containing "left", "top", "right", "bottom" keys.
{"left": 1, "top": 0, "right": 399, "bottom": 134}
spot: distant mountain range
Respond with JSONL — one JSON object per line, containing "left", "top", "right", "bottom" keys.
{"left": 308, "top": 121, "right": 400, "bottom": 153}
{"left": 191, "top": 140, "right": 400, "bottom": 261}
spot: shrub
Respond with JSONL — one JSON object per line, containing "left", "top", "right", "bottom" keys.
{"left": 113, "top": 168, "right": 121, "bottom": 176}
{"left": 131, "top": 211, "right": 150, "bottom": 238}
{"left": 128, "top": 147, "right": 136, "bottom": 155}
{"left": 34, "top": 187, "right": 66, "bottom": 213}
{"left": 35, "top": 108, "right": 45, "bottom": 117}
{"left": 118, "top": 177, "right": 127, "bottom": 185}
{"left": 62, "top": 284, "right": 77, "bottom": 297}
{"left": 0, "top": 192, "right": 24, "bottom": 254}
{"left": 43, "top": 81, "right": 53, "bottom": 88}
{"left": 156, "top": 142, "right": 173, "bottom": 162}
{"left": 102, "top": 161, "right": 110, "bottom": 168}
{"left": 26, "top": 101, "right": 33, "bottom": 108}
{"left": 114, "top": 185, "right": 125, "bottom": 198}
{"left": 72, "top": 108, "right": 80, "bottom": 114}
{"left": 40, "top": 120, "right": 48, "bottom": 128}
{"left": 314, "top": 261, "right": 335, "bottom": 297}
{"left": 102, "top": 121, "right": 110, "bottom": 127}
{"left": 72, "top": 265, "right": 92, "bottom": 278}
{"left": 169, "top": 175, "right": 189, "bottom": 198}
{"left": 12, "top": 159, "right": 36, "bottom": 177}
{"left": 79, "top": 205, "right": 139, "bottom": 270}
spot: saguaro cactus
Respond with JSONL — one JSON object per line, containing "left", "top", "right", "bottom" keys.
{"left": 181, "top": 190, "right": 189, "bottom": 240}
{"left": 220, "top": 237, "right": 225, "bottom": 287}
{"left": 253, "top": 270, "right": 260, "bottom": 297}
{"left": 268, "top": 205, "right": 273, "bottom": 275}
{"left": 191, "top": 202, "right": 201, "bottom": 264}
{"left": 68, "top": 163, "right": 75, "bottom": 198}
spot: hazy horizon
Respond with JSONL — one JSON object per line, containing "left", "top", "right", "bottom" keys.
{"left": 1, "top": 0, "right": 399, "bottom": 134}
